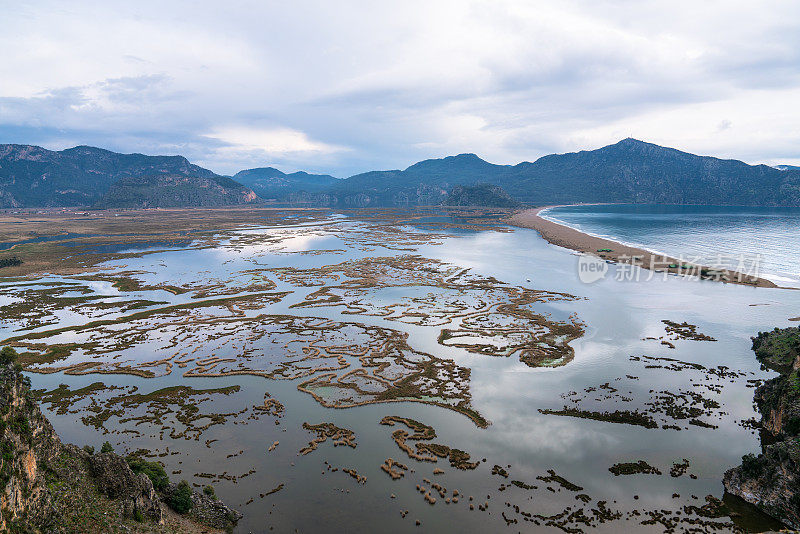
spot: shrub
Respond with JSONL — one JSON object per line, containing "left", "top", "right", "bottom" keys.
{"left": 168, "top": 480, "right": 193, "bottom": 514}
{"left": 9, "top": 415, "right": 30, "bottom": 438}
{"left": 741, "top": 453, "right": 763, "bottom": 478}
{"left": 133, "top": 509, "right": 144, "bottom": 522}
{"left": 203, "top": 485, "right": 216, "bottom": 499}
{"left": 785, "top": 416, "right": 800, "bottom": 436}
{"left": 0, "top": 256, "right": 22, "bottom": 269}
{"left": 100, "top": 441, "right": 114, "bottom": 454}
{"left": 0, "top": 347, "right": 17, "bottom": 365}
{"left": 126, "top": 457, "right": 169, "bottom": 492}
{"left": 83, "top": 445, "right": 95, "bottom": 455}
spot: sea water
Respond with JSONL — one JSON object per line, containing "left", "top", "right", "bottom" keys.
{"left": 542, "top": 204, "right": 800, "bottom": 287}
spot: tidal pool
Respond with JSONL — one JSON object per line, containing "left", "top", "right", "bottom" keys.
{"left": 1, "top": 208, "right": 797, "bottom": 532}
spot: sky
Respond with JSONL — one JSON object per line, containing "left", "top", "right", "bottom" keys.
{"left": 2, "top": 0, "right": 800, "bottom": 177}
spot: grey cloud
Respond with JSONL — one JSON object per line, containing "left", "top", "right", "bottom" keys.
{"left": 1, "top": 0, "right": 800, "bottom": 175}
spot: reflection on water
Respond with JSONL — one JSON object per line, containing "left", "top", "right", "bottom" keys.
{"left": 2, "top": 209, "right": 799, "bottom": 532}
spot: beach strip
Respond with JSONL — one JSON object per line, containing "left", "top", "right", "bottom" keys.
{"left": 508, "top": 207, "right": 777, "bottom": 288}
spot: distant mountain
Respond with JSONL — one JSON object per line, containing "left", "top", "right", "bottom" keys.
{"left": 317, "top": 139, "right": 800, "bottom": 207}
{"left": 444, "top": 184, "right": 520, "bottom": 208}
{"left": 776, "top": 164, "right": 800, "bottom": 171}
{"left": 0, "top": 144, "right": 219, "bottom": 208}
{"left": 95, "top": 174, "right": 257, "bottom": 209}
{"left": 323, "top": 153, "right": 509, "bottom": 207}
{"left": 4, "top": 139, "right": 800, "bottom": 209}
{"left": 232, "top": 167, "right": 339, "bottom": 200}
{"left": 503, "top": 138, "right": 800, "bottom": 206}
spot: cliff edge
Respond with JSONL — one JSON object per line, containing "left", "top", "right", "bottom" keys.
{"left": 0, "top": 347, "right": 241, "bottom": 533}
{"left": 723, "top": 327, "right": 800, "bottom": 529}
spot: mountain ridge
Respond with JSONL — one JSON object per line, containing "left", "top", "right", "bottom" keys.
{"left": 0, "top": 143, "right": 219, "bottom": 208}
{"left": 232, "top": 166, "right": 339, "bottom": 200}
{"left": 3, "top": 139, "right": 800, "bottom": 208}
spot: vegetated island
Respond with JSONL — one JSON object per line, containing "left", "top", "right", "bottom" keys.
{"left": 508, "top": 206, "right": 777, "bottom": 288}
{"left": 724, "top": 326, "right": 800, "bottom": 529}
{"left": 0, "top": 346, "right": 241, "bottom": 533}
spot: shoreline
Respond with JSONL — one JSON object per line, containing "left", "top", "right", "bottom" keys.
{"left": 508, "top": 206, "right": 778, "bottom": 288}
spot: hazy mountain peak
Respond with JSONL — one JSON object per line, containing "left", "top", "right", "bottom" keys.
{"left": 404, "top": 152, "right": 498, "bottom": 173}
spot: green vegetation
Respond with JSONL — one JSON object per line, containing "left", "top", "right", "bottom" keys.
{"left": 609, "top": 460, "right": 662, "bottom": 476}
{"left": 203, "top": 485, "right": 216, "bottom": 499}
{"left": 0, "top": 256, "right": 22, "bottom": 269}
{"left": 538, "top": 407, "right": 658, "bottom": 429}
{"left": 100, "top": 441, "right": 114, "bottom": 454}
{"left": 752, "top": 327, "right": 800, "bottom": 373}
{"left": 126, "top": 456, "right": 169, "bottom": 492}
{"left": 0, "top": 347, "right": 18, "bottom": 365}
{"left": 740, "top": 453, "right": 763, "bottom": 479}
{"left": 168, "top": 480, "right": 193, "bottom": 514}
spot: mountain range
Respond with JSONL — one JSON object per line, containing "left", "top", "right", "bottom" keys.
{"left": 232, "top": 167, "right": 338, "bottom": 201}
{"left": 1, "top": 139, "right": 799, "bottom": 209}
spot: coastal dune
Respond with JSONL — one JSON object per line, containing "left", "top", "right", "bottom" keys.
{"left": 508, "top": 207, "right": 777, "bottom": 288}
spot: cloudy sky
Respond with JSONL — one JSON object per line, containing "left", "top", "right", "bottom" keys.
{"left": 2, "top": 0, "right": 799, "bottom": 176}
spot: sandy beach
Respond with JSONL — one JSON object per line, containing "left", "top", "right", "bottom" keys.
{"left": 508, "top": 206, "right": 777, "bottom": 288}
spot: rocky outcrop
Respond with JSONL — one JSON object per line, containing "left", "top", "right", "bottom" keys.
{"left": 165, "top": 482, "right": 242, "bottom": 530}
{"left": 0, "top": 355, "right": 63, "bottom": 531}
{"left": 0, "top": 348, "right": 241, "bottom": 532}
{"left": 89, "top": 452, "right": 164, "bottom": 523}
{"left": 723, "top": 327, "right": 800, "bottom": 529}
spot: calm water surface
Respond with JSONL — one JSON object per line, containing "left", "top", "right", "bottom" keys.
{"left": 1, "top": 211, "right": 798, "bottom": 532}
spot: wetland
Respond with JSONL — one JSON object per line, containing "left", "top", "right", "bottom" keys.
{"left": 1, "top": 206, "right": 798, "bottom": 532}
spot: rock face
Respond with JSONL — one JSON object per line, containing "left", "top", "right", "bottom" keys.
{"left": 165, "top": 482, "right": 242, "bottom": 530}
{"left": 723, "top": 327, "right": 800, "bottom": 529}
{"left": 0, "top": 359, "right": 63, "bottom": 530}
{"left": 89, "top": 452, "right": 164, "bottom": 523}
{"left": 0, "top": 350, "right": 241, "bottom": 532}
{"left": 95, "top": 174, "right": 258, "bottom": 208}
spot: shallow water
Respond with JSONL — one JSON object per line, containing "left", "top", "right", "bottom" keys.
{"left": 2, "top": 210, "right": 798, "bottom": 532}
{"left": 542, "top": 204, "right": 800, "bottom": 286}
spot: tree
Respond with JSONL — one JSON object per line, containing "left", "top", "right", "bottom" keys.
{"left": 0, "top": 347, "right": 18, "bottom": 365}
{"left": 100, "top": 441, "right": 114, "bottom": 453}
{"left": 169, "top": 480, "right": 193, "bottom": 514}
{"left": 127, "top": 456, "right": 169, "bottom": 492}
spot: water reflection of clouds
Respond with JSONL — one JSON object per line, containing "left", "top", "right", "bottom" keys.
{"left": 6, "top": 215, "right": 800, "bottom": 528}
{"left": 0, "top": 295, "right": 23, "bottom": 306}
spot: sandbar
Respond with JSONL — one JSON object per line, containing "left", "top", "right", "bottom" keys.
{"left": 508, "top": 206, "right": 776, "bottom": 288}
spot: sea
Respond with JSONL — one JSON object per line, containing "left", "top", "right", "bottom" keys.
{"left": 541, "top": 204, "right": 800, "bottom": 287}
